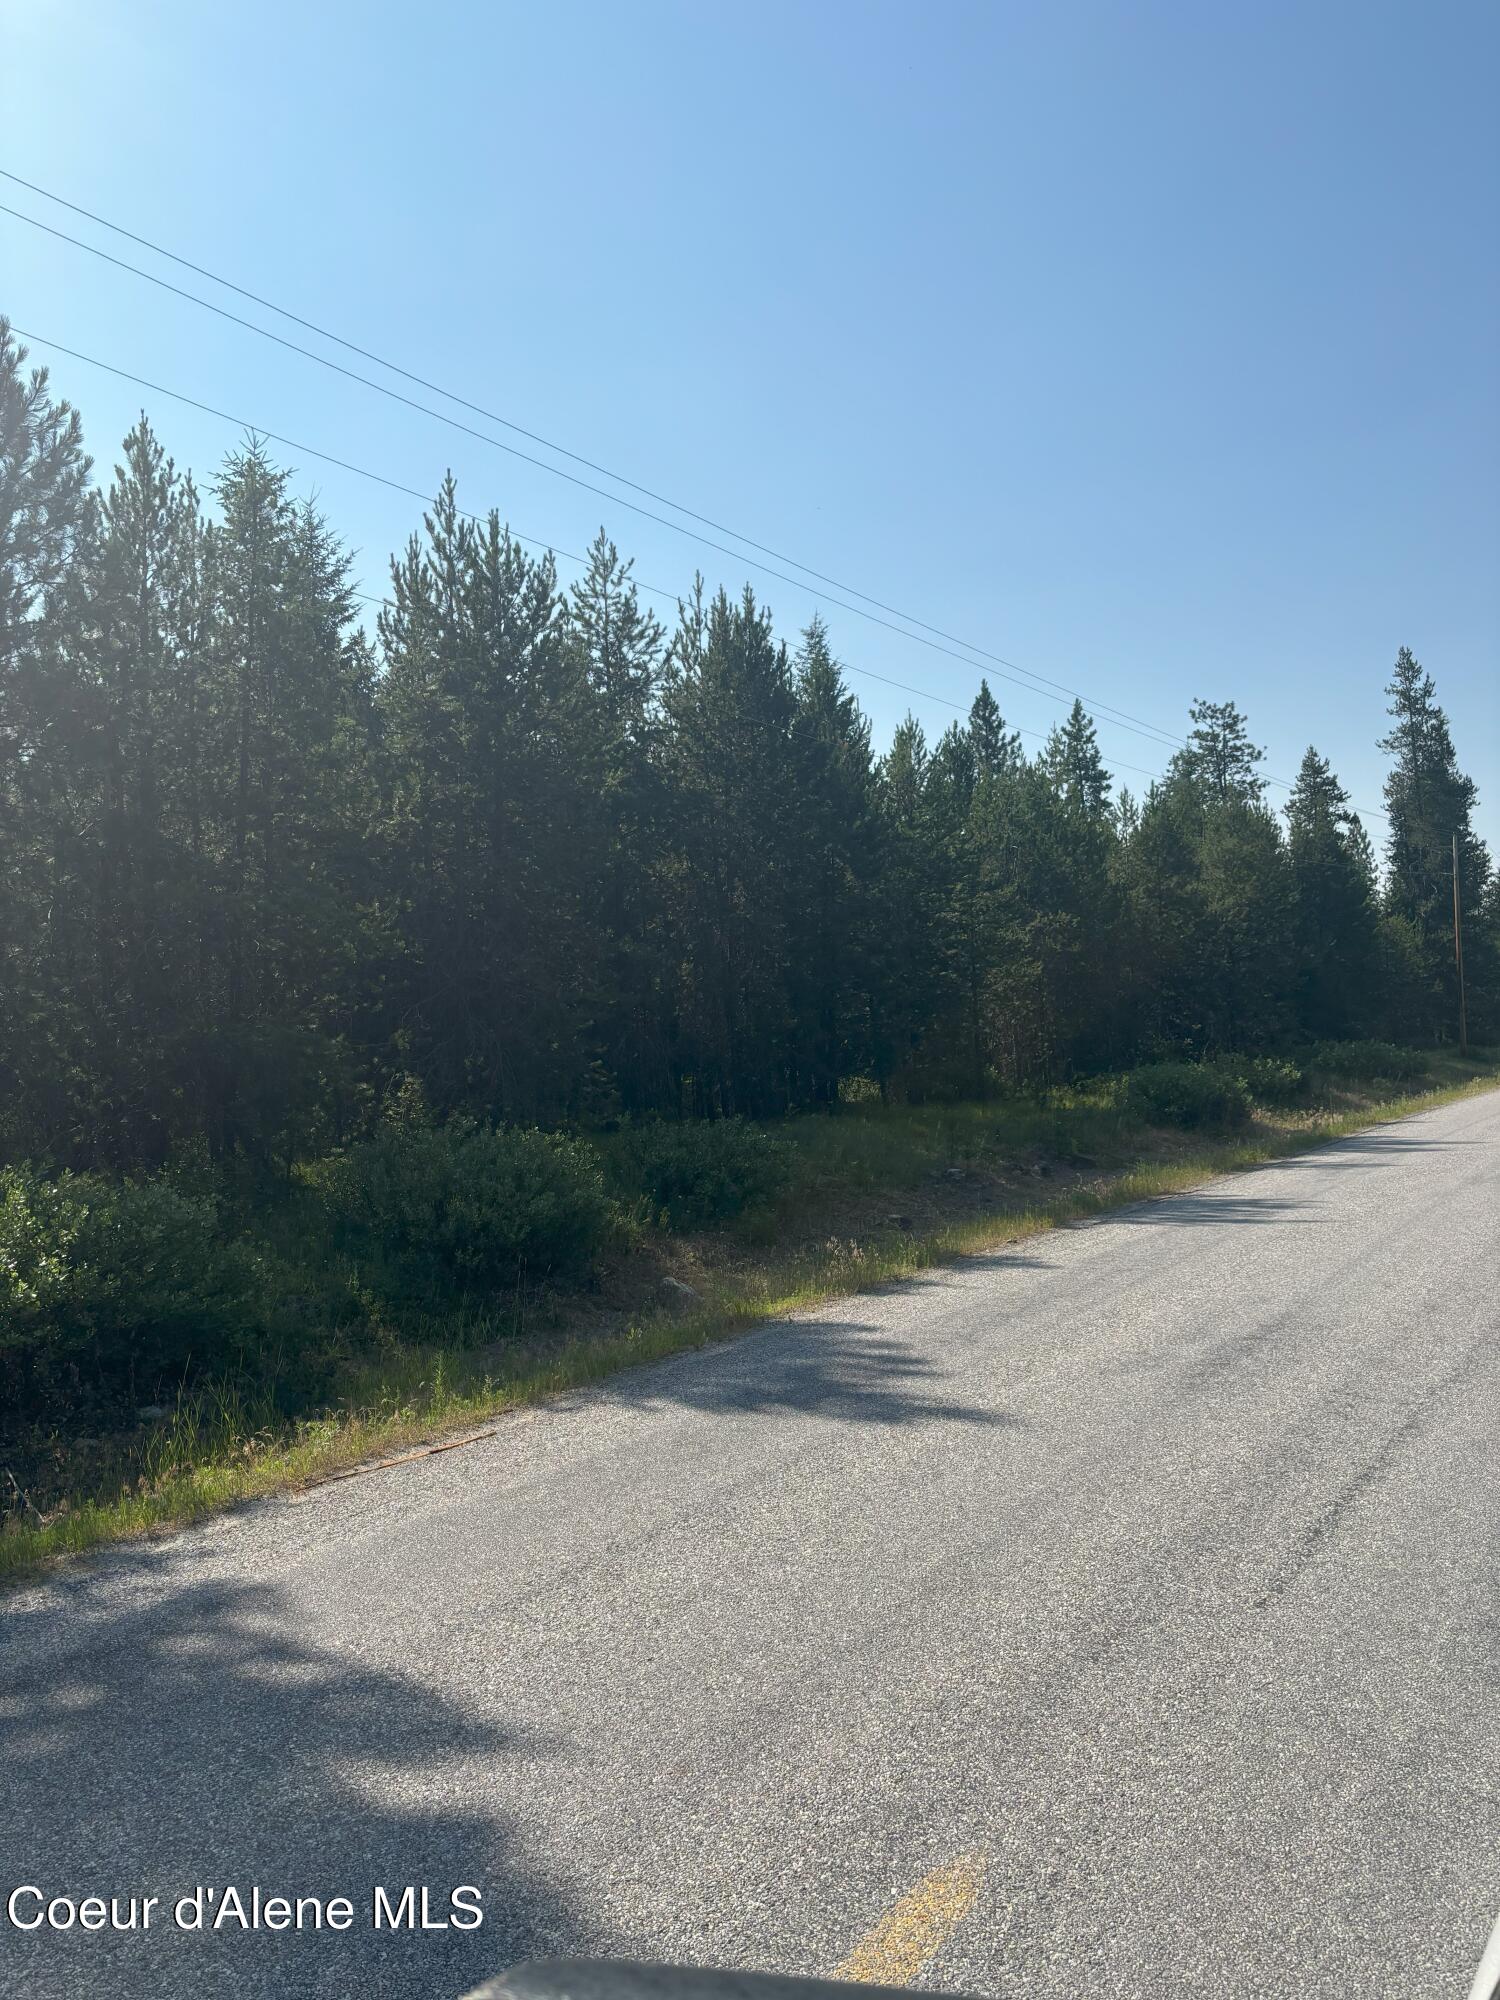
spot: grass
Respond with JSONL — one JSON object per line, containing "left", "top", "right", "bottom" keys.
{"left": 3, "top": 1049, "right": 1496, "bottom": 1589}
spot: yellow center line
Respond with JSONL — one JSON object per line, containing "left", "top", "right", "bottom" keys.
{"left": 834, "top": 1852, "right": 987, "bottom": 1986}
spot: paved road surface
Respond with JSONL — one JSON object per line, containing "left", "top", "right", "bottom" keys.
{"left": 4, "top": 1092, "right": 1498, "bottom": 2000}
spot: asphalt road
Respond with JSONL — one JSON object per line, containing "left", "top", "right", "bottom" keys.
{"left": 4, "top": 1091, "right": 1498, "bottom": 2000}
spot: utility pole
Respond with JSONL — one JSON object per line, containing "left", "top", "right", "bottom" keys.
{"left": 1453, "top": 830, "right": 1468, "bottom": 1053}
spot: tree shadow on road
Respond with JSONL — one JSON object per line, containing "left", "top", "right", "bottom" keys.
{"left": 1111, "top": 1195, "right": 1325, "bottom": 1226}
{"left": 0, "top": 1569, "right": 578, "bottom": 2000}
{"left": 595, "top": 1318, "right": 1022, "bottom": 1431}
{"left": 1270, "top": 1131, "right": 1479, "bottom": 1164}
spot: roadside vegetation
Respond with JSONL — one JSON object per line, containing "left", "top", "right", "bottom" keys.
{"left": 4, "top": 327, "right": 1499, "bottom": 1583}
{"left": 3, "top": 1043, "right": 1494, "bottom": 1585}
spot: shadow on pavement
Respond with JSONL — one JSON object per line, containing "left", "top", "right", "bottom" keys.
{"left": 600, "top": 1318, "right": 1022, "bottom": 1430}
{"left": 0, "top": 1571, "right": 575, "bottom": 1999}
{"left": 1113, "top": 1195, "right": 1324, "bottom": 1226}
{"left": 1271, "top": 1132, "right": 1478, "bottom": 1163}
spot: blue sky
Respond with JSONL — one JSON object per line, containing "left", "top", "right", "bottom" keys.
{"left": 4, "top": 0, "right": 1496, "bottom": 847}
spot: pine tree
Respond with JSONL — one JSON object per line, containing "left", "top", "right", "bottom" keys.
{"left": 657, "top": 585, "right": 801, "bottom": 1114}
{"left": 569, "top": 527, "right": 663, "bottom": 734}
{"left": 204, "top": 437, "right": 372, "bottom": 1162}
{"left": 1284, "top": 747, "right": 1380, "bottom": 1038}
{"left": 1116, "top": 781, "right": 1210, "bottom": 1052}
{"left": 378, "top": 480, "right": 592, "bottom": 1124}
{"left": 926, "top": 719, "right": 988, "bottom": 1093}
{"left": 86, "top": 419, "right": 207, "bottom": 1161}
{"left": 1379, "top": 646, "right": 1491, "bottom": 1039}
{"left": 0, "top": 322, "right": 96, "bottom": 1161}
{"left": 1195, "top": 798, "right": 1293, "bottom": 1050}
{"left": 566, "top": 528, "right": 666, "bottom": 1113}
{"left": 0, "top": 320, "right": 91, "bottom": 653}
{"left": 1043, "top": 699, "right": 1112, "bottom": 818}
{"left": 785, "top": 615, "right": 879, "bottom": 1102}
{"left": 1170, "top": 698, "right": 1265, "bottom": 805}
{"left": 870, "top": 716, "right": 943, "bottom": 1090}
{"left": 8, "top": 341, "right": 1499, "bottom": 1177}
{"left": 967, "top": 679, "right": 1021, "bottom": 778}
{"left": 1034, "top": 706, "right": 1124, "bottom": 1066}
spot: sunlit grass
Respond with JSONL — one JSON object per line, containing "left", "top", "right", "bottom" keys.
{"left": 2, "top": 1057, "right": 1495, "bottom": 1589}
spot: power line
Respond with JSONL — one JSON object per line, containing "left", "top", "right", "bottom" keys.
{"left": 9, "top": 322, "right": 1182, "bottom": 786}
{"left": 0, "top": 172, "right": 1187, "bottom": 754}
{"left": 1, "top": 181, "right": 1394, "bottom": 822}
{"left": 1, "top": 169, "right": 1185, "bottom": 749}
{"left": 342, "top": 585, "right": 1170, "bottom": 777}
{"left": 8, "top": 320, "right": 1390, "bottom": 822}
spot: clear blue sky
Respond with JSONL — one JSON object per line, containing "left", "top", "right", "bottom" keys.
{"left": 5, "top": 0, "right": 1497, "bottom": 847}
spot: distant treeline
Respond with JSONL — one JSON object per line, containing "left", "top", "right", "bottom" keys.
{"left": 2, "top": 320, "right": 1494, "bottom": 1172}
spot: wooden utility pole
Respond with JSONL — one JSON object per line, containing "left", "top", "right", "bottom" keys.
{"left": 1453, "top": 830, "right": 1468, "bottom": 1053}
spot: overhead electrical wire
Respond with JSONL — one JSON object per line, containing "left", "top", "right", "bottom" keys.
{"left": 1, "top": 172, "right": 1391, "bottom": 818}
{"left": 0, "top": 173, "right": 1186, "bottom": 754}
{"left": 0, "top": 168, "right": 1187, "bottom": 750}
{"left": 11, "top": 321, "right": 1192, "bottom": 786}
{"left": 11, "top": 323, "right": 1179, "bottom": 787}
{"left": 5, "top": 176, "right": 1391, "bottom": 814}
{"left": 340, "top": 584, "right": 1176, "bottom": 772}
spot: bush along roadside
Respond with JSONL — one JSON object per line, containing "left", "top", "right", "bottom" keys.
{"left": 1124, "top": 1061, "right": 1252, "bottom": 1130}
{"left": 1, "top": 1042, "right": 1495, "bottom": 1584}
{"left": 302, "top": 1113, "right": 614, "bottom": 1300}
{"left": 607, "top": 1117, "right": 793, "bottom": 1230}
{"left": 0, "top": 1166, "right": 269, "bottom": 1430}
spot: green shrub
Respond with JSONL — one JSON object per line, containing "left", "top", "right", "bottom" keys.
{"left": 0, "top": 1167, "right": 265, "bottom": 1423}
{"left": 305, "top": 1118, "right": 610, "bottom": 1292}
{"left": 614, "top": 1117, "right": 792, "bottom": 1230}
{"left": 1209, "top": 1054, "right": 1308, "bottom": 1105}
{"left": 1125, "top": 1062, "right": 1251, "bottom": 1130}
{"left": 1307, "top": 1039, "right": 1427, "bottom": 1082}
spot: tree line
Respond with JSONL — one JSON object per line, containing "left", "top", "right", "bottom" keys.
{"left": 2, "top": 322, "right": 1494, "bottom": 1174}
